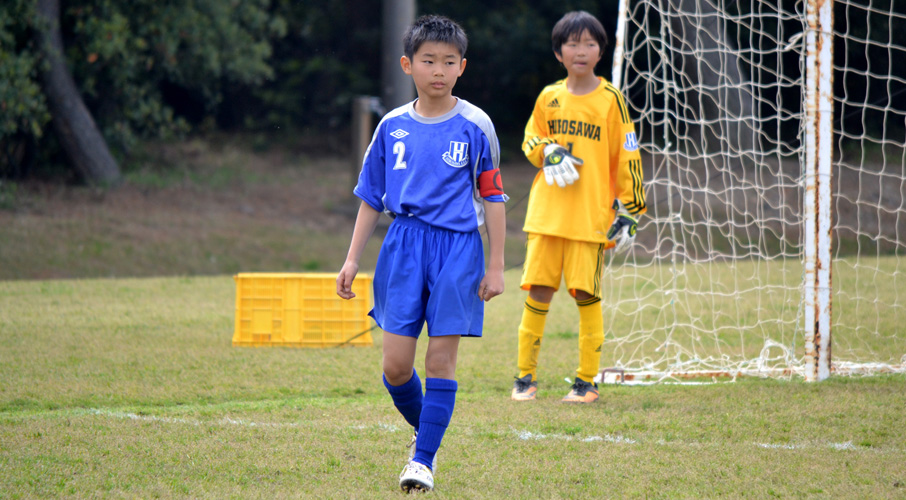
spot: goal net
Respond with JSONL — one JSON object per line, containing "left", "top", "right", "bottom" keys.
{"left": 602, "top": 0, "right": 906, "bottom": 382}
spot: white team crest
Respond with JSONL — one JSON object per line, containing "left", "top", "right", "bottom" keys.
{"left": 442, "top": 141, "right": 469, "bottom": 168}
{"left": 623, "top": 132, "right": 640, "bottom": 152}
{"left": 390, "top": 129, "right": 409, "bottom": 139}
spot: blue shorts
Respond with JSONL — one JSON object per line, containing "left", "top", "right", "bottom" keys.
{"left": 370, "top": 216, "right": 485, "bottom": 338}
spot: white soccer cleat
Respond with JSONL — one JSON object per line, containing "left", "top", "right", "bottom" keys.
{"left": 399, "top": 460, "right": 434, "bottom": 492}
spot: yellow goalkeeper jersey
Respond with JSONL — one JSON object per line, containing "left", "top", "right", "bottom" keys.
{"left": 522, "top": 77, "right": 646, "bottom": 244}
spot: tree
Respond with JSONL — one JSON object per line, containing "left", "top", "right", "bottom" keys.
{"left": 1, "top": 0, "right": 286, "bottom": 182}
{"left": 36, "top": 0, "right": 121, "bottom": 185}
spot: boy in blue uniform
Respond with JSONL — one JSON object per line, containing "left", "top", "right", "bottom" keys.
{"left": 336, "top": 15, "right": 507, "bottom": 493}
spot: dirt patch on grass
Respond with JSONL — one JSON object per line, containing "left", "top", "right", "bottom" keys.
{"left": 1, "top": 139, "right": 537, "bottom": 280}
{"left": 10, "top": 142, "right": 347, "bottom": 228}
{"left": 3, "top": 137, "right": 902, "bottom": 280}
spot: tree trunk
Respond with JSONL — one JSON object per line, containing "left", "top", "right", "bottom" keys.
{"left": 35, "top": 0, "right": 121, "bottom": 186}
{"left": 671, "top": 0, "right": 759, "bottom": 165}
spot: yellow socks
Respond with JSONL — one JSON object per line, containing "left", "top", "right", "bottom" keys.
{"left": 517, "top": 296, "right": 549, "bottom": 381}
{"left": 518, "top": 295, "right": 604, "bottom": 384}
{"left": 576, "top": 297, "right": 604, "bottom": 383}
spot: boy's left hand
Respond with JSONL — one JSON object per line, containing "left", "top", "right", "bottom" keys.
{"left": 478, "top": 269, "right": 504, "bottom": 302}
{"left": 607, "top": 200, "right": 639, "bottom": 253}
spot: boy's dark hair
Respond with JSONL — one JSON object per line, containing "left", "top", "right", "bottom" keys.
{"left": 551, "top": 11, "right": 609, "bottom": 57}
{"left": 403, "top": 15, "right": 468, "bottom": 60}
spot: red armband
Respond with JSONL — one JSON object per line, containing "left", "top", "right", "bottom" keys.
{"left": 478, "top": 168, "right": 505, "bottom": 197}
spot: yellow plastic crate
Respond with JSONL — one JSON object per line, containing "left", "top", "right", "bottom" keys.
{"left": 233, "top": 273, "right": 374, "bottom": 348}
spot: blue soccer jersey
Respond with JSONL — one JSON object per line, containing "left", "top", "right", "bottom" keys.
{"left": 354, "top": 98, "right": 506, "bottom": 232}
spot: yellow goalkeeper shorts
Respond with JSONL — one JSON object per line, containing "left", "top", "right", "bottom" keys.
{"left": 520, "top": 233, "right": 606, "bottom": 299}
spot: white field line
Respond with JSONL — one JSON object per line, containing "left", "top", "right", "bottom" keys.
{"left": 85, "top": 409, "right": 893, "bottom": 454}
{"left": 87, "top": 408, "right": 302, "bottom": 428}
{"left": 515, "top": 428, "right": 637, "bottom": 444}
{"left": 511, "top": 427, "right": 890, "bottom": 453}
{"left": 756, "top": 441, "right": 858, "bottom": 451}
{"left": 352, "top": 422, "right": 402, "bottom": 432}
{"left": 89, "top": 408, "right": 405, "bottom": 433}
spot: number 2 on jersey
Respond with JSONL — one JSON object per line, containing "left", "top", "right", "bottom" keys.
{"left": 393, "top": 141, "right": 407, "bottom": 170}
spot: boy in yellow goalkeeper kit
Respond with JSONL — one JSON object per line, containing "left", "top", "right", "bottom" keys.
{"left": 512, "top": 10, "right": 646, "bottom": 403}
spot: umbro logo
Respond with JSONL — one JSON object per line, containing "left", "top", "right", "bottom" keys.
{"left": 390, "top": 129, "right": 409, "bottom": 139}
{"left": 547, "top": 98, "right": 560, "bottom": 108}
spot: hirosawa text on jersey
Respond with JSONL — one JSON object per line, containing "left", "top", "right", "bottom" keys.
{"left": 546, "top": 119, "right": 601, "bottom": 141}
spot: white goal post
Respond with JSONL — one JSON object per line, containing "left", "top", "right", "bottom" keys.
{"left": 603, "top": 0, "right": 906, "bottom": 382}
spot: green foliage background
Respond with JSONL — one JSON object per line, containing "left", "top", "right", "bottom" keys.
{"left": 0, "top": 0, "right": 620, "bottom": 177}
{"left": 63, "top": 0, "right": 285, "bottom": 151}
{"left": 0, "top": 1, "right": 48, "bottom": 140}
{"left": 0, "top": 0, "right": 287, "bottom": 176}
{"left": 0, "top": 0, "right": 902, "bottom": 179}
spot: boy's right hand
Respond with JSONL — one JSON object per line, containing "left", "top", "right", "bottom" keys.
{"left": 542, "top": 144, "right": 582, "bottom": 187}
{"left": 336, "top": 262, "right": 359, "bottom": 300}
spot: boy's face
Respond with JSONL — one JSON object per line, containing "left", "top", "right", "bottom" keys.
{"left": 401, "top": 41, "right": 466, "bottom": 101}
{"left": 555, "top": 30, "right": 602, "bottom": 78}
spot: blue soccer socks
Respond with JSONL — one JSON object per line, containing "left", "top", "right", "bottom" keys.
{"left": 413, "top": 377, "right": 458, "bottom": 470}
{"left": 384, "top": 369, "right": 424, "bottom": 432}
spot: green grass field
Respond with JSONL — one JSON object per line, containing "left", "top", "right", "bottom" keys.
{"left": 1, "top": 272, "right": 905, "bottom": 499}
{"left": 1, "top": 143, "right": 904, "bottom": 497}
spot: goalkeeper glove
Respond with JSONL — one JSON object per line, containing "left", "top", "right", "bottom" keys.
{"left": 542, "top": 144, "right": 582, "bottom": 188}
{"left": 606, "top": 200, "right": 639, "bottom": 254}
